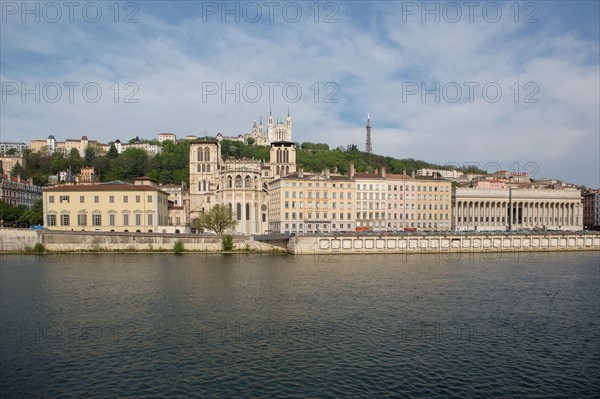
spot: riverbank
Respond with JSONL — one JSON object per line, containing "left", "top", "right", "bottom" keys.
{"left": 1, "top": 229, "right": 599, "bottom": 255}
{"left": 290, "top": 231, "right": 600, "bottom": 254}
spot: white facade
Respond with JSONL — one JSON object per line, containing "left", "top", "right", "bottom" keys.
{"left": 113, "top": 140, "right": 161, "bottom": 155}
{"left": 417, "top": 168, "right": 462, "bottom": 179}
{"left": 158, "top": 133, "right": 177, "bottom": 143}
{"left": 0, "top": 142, "right": 29, "bottom": 154}
{"left": 453, "top": 188, "right": 583, "bottom": 231}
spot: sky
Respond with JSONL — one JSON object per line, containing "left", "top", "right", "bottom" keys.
{"left": 1, "top": 0, "right": 599, "bottom": 186}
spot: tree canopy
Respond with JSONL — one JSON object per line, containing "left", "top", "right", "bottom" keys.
{"left": 192, "top": 205, "right": 237, "bottom": 234}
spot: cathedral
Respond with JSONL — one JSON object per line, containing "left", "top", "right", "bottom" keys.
{"left": 215, "top": 108, "right": 293, "bottom": 146}
{"left": 189, "top": 110, "right": 296, "bottom": 234}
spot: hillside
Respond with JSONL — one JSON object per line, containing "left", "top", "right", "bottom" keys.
{"left": 15, "top": 138, "right": 483, "bottom": 186}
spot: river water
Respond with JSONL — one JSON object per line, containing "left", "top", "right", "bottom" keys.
{"left": 1, "top": 252, "right": 598, "bottom": 398}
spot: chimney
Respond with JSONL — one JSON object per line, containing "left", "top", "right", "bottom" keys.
{"left": 382, "top": 167, "right": 386, "bottom": 178}
{"left": 298, "top": 167, "right": 304, "bottom": 178}
{"left": 348, "top": 163, "right": 355, "bottom": 179}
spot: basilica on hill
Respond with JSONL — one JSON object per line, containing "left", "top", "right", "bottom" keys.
{"left": 189, "top": 109, "right": 296, "bottom": 234}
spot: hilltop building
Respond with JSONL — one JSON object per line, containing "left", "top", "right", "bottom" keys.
{"left": 0, "top": 142, "right": 29, "bottom": 154}
{"left": 215, "top": 109, "right": 293, "bottom": 146}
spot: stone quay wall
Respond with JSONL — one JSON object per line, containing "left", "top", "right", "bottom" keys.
{"left": 0, "top": 230, "right": 278, "bottom": 253}
{"left": 289, "top": 232, "right": 600, "bottom": 255}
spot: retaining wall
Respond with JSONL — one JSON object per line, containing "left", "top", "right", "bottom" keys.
{"left": 289, "top": 233, "right": 600, "bottom": 255}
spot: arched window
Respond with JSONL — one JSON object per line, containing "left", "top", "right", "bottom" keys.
{"left": 206, "top": 164, "right": 211, "bottom": 172}
{"left": 197, "top": 148, "right": 203, "bottom": 162}
{"left": 276, "top": 166, "right": 280, "bottom": 175}
{"left": 202, "top": 180, "right": 207, "bottom": 191}
{"left": 235, "top": 175, "right": 243, "bottom": 188}
{"left": 246, "top": 203, "right": 250, "bottom": 220}
{"left": 245, "top": 176, "right": 251, "bottom": 188}
{"left": 197, "top": 164, "right": 201, "bottom": 172}
{"left": 262, "top": 213, "right": 266, "bottom": 222}
{"left": 277, "top": 148, "right": 281, "bottom": 163}
{"left": 236, "top": 203, "right": 242, "bottom": 220}
{"left": 284, "top": 148, "right": 288, "bottom": 163}
{"left": 227, "top": 176, "right": 233, "bottom": 188}
{"left": 204, "top": 148, "right": 210, "bottom": 162}
{"left": 198, "top": 182, "right": 202, "bottom": 191}
{"left": 228, "top": 203, "right": 232, "bottom": 214}
{"left": 201, "top": 164, "right": 205, "bottom": 172}
{"left": 285, "top": 166, "right": 289, "bottom": 175}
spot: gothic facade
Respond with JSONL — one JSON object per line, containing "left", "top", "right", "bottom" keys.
{"left": 189, "top": 114, "right": 296, "bottom": 234}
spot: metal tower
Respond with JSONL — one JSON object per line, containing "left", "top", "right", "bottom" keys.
{"left": 365, "top": 113, "right": 372, "bottom": 154}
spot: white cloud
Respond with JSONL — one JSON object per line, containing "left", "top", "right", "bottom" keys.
{"left": 1, "top": 2, "right": 598, "bottom": 186}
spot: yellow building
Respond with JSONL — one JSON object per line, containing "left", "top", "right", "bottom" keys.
{"left": 43, "top": 182, "right": 170, "bottom": 232}
{"left": 29, "top": 139, "right": 47, "bottom": 154}
{"left": 269, "top": 169, "right": 356, "bottom": 234}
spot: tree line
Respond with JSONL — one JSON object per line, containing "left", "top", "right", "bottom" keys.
{"left": 10, "top": 138, "right": 483, "bottom": 187}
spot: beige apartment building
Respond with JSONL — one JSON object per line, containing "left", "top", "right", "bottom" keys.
{"left": 355, "top": 169, "right": 387, "bottom": 231}
{"left": 43, "top": 182, "right": 170, "bottom": 232}
{"left": 385, "top": 173, "right": 452, "bottom": 231}
{"left": 0, "top": 154, "right": 26, "bottom": 178}
{"left": 268, "top": 169, "right": 355, "bottom": 234}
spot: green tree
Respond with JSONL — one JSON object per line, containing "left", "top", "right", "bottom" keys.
{"left": 5, "top": 148, "right": 17, "bottom": 155}
{"left": 19, "top": 199, "right": 43, "bottom": 226}
{"left": 10, "top": 162, "right": 26, "bottom": 179}
{"left": 192, "top": 205, "right": 237, "bottom": 234}
{"left": 107, "top": 144, "right": 119, "bottom": 159}
{"left": 105, "top": 148, "right": 149, "bottom": 181}
{"left": 50, "top": 153, "right": 68, "bottom": 174}
{"left": 246, "top": 137, "right": 255, "bottom": 145}
{"left": 84, "top": 146, "right": 98, "bottom": 165}
{"left": 68, "top": 148, "right": 83, "bottom": 173}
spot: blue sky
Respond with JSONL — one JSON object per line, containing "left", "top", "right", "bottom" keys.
{"left": 1, "top": 1, "right": 599, "bottom": 186}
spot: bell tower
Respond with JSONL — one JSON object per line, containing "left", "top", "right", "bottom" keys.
{"left": 270, "top": 142, "right": 296, "bottom": 178}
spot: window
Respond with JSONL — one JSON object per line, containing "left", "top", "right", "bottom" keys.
{"left": 92, "top": 214, "right": 101, "bottom": 226}
{"left": 47, "top": 214, "right": 56, "bottom": 226}
{"left": 123, "top": 214, "right": 129, "bottom": 226}
{"left": 94, "top": 196, "right": 99, "bottom": 203}
{"left": 78, "top": 214, "right": 87, "bottom": 226}
{"left": 124, "top": 195, "right": 128, "bottom": 203}
{"left": 80, "top": 196, "right": 84, "bottom": 203}
{"left": 147, "top": 214, "right": 153, "bottom": 225}
{"left": 61, "top": 214, "right": 70, "bottom": 226}
{"left": 136, "top": 196, "right": 141, "bottom": 203}
{"left": 109, "top": 196, "right": 114, "bottom": 203}
{"left": 109, "top": 214, "right": 115, "bottom": 226}
{"left": 49, "top": 196, "right": 55, "bottom": 203}
{"left": 135, "top": 214, "right": 141, "bottom": 226}
{"left": 60, "top": 195, "right": 69, "bottom": 203}
{"left": 148, "top": 195, "right": 152, "bottom": 203}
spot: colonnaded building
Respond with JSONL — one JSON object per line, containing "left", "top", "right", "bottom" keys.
{"left": 189, "top": 110, "right": 295, "bottom": 234}
{"left": 453, "top": 188, "right": 583, "bottom": 231}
